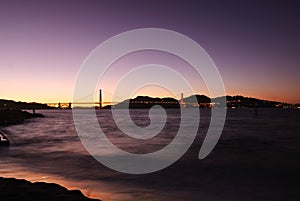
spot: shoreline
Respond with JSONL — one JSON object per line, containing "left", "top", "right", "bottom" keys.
{"left": 0, "top": 109, "right": 102, "bottom": 200}
{"left": 0, "top": 177, "right": 101, "bottom": 201}
{"left": 0, "top": 109, "right": 44, "bottom": 126}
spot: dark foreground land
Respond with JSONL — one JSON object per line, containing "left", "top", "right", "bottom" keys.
{"left": 0, "top": 109, "right": 44, "bottom": 126}
{"left": 0, "top": 177, "right": 100, "bottom": 201}
{"left": 0, "top": 109, "right": 101, "bottom": 201}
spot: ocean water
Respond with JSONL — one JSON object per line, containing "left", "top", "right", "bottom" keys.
{"left": 0, "top": 109, "right": 299, "bottom": 201}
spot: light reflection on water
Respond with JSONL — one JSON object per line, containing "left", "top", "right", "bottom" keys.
{"left": 0, "top": 109, "right": 299, "bottom": 201}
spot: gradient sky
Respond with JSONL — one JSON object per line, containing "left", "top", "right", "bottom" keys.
{"left": 1, "top": 0, "right": 299, "bottom": 104}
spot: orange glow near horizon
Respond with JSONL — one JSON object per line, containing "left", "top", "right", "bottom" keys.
{"left": 0, "top": 1, "right": 299, "bottom": 105}
{"left": 2, "top": 88, "right": 300, "bottom": 105}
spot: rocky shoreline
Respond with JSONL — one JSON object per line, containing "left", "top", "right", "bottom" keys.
{"left": 0, "top": 109, "right": 44, "bottom": 126}
{"left": 0, "top": 177, "right": 101, "bottom": 201}
{"left": 0, "top": 109, "right": 102, "bottom": 200}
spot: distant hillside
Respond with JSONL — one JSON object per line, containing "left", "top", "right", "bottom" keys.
{"left": 212, "top": 95, "right": 293, "bottom": 108}
{"left": 114, "top": 96, "right": 179, "bottom": 109}
{"left": 0, "top": 99, "right": 53, "bottom": 110}
{"left": 183, "top": 95, "right": 211, "bottom": 108}
{"left": 111, "top": 95, "right": 295, "bottom": 109}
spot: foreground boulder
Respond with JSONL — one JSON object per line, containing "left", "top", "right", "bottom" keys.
{"left": 0, "top": 177, "right": 101, "bottom": 201}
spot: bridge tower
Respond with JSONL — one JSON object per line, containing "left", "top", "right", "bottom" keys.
{"left": 99, "top": 89, "right": 102, "bottom": 109}
{"left": 180, "top": 92, "right": 186, "bottom": 108}
{"left": 180, "top": 93, "right": 184, "bottom": 104}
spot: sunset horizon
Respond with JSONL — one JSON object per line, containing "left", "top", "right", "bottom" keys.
{"left": 2, "top": 91, "right": 299, "bottom": 106}
{"left": 1, "top": 1, "right": 299, "bottom": 201}
{"left": 1, "top": 1, "right": 299, "bottom": 105}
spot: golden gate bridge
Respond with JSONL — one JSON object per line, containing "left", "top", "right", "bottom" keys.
{"left": 43, "top": 89, "right": 204, "bottom": 109}
{"left": 46, "top": 90, "right": 119, "bottom": 109}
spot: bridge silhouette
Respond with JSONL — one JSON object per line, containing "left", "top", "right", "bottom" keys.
{"left": 45, "top": 90, "right": 125, "bottom": 109}
{"left": 46, "top": 101, "right": 119, "bottom": 109}
{"left": 42, "top": 90, "right": 204, "bottom": 109}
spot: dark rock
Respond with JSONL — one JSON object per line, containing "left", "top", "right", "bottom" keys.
{"left": 0, "top": 177, "right": 101, "bottom": 201}
{"left": 0, "top": 109, "right": 44, "bottom": 126}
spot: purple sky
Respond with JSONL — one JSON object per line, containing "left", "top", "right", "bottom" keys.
{"left": 0, "top": 0, "right": 299, "bottom": 103}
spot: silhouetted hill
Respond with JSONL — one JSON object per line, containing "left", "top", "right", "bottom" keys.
{"left": 212, "top": 95, "right": 293, "bottom": 108}
{"left": 115, "top": 96, "right": 179, "bottom": 109}
{"left": 111, "top": 95, "right": 295, "bottom": 109}
{"left": 183, "top": 94, "right": 211, "bottom": 108}
{"left": 184, "top": 94, "right": 211, "bottom": 103}
{"left": 0, "top": 99, "right": 52, "bottom": 110}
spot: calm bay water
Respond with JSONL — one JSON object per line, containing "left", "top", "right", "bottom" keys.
{"left": 0, "top": 109, "right": 299, "bottom": 201}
